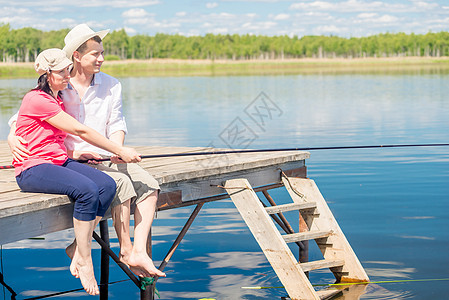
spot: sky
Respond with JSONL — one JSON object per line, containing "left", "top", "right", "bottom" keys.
{"left": 1, "top": 0, "right": 449, "bottom": 37}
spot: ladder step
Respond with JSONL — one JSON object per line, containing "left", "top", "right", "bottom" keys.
{"left": 316, "top": 289, "right": 344, "bottom": 300}
{"left": 283, "top": 230, "right": 332, "bottom": 243}
{"left": 265, "top": 202, "right": 317, "bottom": 214}
{"left": 300, "top": 259, "right": 345, "bottom": 272}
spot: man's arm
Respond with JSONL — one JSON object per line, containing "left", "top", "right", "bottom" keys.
{"left": 7, "top": 121, "right": 30, "bottom": 162}
{"left": 109, "top": 130, "right": 125, "bottom": 146}
{"left": 67, "top": 149, "right": 103, "bottom": 163}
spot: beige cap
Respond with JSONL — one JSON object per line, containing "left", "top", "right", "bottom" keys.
{"left": 63, "top": 24, "right": 110, "bottom": 59}
{"left": 34, "top": 48, "right": 73, "bottom": 76}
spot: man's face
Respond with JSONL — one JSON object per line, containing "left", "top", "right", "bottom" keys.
{"left": 77, "top": 39, "right": 105, "bottom": 74}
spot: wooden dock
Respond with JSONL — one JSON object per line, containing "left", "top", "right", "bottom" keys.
{"left": 0, "top": 141, "right": 369, "bottom": 300}
{"left": 0, "top": 141, "right": 308, "bottom": 245}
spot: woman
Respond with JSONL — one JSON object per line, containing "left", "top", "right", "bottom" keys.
{"left": 12, "top": 48, "right": 141, "bottom": 295}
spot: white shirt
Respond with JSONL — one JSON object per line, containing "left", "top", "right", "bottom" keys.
{"left": 9, "top": 72, "right": 128, "bottom": 156}
{"left": 63, "top": 72, "right": 128, "bottom": 155}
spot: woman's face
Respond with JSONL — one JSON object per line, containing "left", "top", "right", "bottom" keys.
{"left": 48, "top": 66, "right": 71, "bottom": 92}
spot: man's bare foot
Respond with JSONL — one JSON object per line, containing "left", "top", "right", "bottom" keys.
{"left": 74, "top": 258, "right": 99, "bottom": 296}
{"left": 119, "top": 252, "right": 147, "bottom": 277}
{"left": 127, "top": 252, "right": 166, "bottom": 278}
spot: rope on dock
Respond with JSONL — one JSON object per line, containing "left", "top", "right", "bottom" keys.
{"left": 140, "top": 277, "right": 160, "bottom": 298}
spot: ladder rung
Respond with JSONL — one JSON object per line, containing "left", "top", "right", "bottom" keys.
{"left": 316, "top": 289, "right": 343, "bottom": 300}
{"left": 300, "top": 259, "right": 345, "bottom": 272}
{"left": 283, "top": 230, "right": 332, "bottom": 243}
{"left": 265, "top": 202, "right": 317, "bottom": 214}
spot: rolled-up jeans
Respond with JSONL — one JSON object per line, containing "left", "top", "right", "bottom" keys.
{"left": 16, "top": 159, "right": 116, "bottom": 221}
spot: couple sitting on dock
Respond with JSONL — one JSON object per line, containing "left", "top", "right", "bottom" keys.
{"left": 7, "top": 24, "right": 165, "bottom": 295}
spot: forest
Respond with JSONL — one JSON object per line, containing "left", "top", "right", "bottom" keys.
{"left": 1, "top": 23, "right": 449, "bottom": 62}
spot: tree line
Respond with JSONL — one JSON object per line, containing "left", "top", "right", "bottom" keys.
{"left": 1, "top": 23, "right": 449, "bottom": 62}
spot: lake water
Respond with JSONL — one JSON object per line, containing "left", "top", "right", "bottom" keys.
{"left": 0, "top": 69, "right": 448, "bottom": 299}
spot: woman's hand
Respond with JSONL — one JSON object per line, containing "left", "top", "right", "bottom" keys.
{"left": 7, "top": 134, "right": 30, "bottom": 162}
{"left": 69, "top": 150, "right": 103, "bottom": 164}
{"left": 110, "top": 155, "right": 123, "bottom": 164}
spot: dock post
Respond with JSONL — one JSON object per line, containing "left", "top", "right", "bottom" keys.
{"left": 141, "top": 229, "right": 154, "bottom": 300}
{"left": 299, "top": 213, "right": 309, "bottom": 276}
{"left": 99, "top": 220, "right": 110, "bottom": 300}
{"left": 140, "top": 283, "right": 154, "bottom": 300}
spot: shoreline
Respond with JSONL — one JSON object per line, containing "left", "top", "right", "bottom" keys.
{"left": 2, "top": 57, "right": 449, "bottom": 78}
{"left": 3, "top": 56, "right": 448, "bottom": 65}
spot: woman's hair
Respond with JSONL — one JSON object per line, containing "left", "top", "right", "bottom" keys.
{"left": 31, "top": 72, "right": 63, "bottom": 98}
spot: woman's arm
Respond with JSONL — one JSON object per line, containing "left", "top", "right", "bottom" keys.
{"left": 46, "top": 111, "right": 141, "bottom": 163}
{"left": 108, "top": 130, "right": 126, "bottom": 164}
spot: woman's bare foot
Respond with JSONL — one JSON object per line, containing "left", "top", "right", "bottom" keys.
{"left": 74, "top": 257, "right": 99, "bottom": 295}
{"left": 66, "top": 241, "right": 79, "bottom": 278}
{"left": 127, "top": 251, "right": 166, "bottom": 278}
{"left": 65, "top": 240, "right": 76, "bottom": 259}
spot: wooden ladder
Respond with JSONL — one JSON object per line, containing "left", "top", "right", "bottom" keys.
{"left": 223, "top": 176, "right": 369, "bottom": 300}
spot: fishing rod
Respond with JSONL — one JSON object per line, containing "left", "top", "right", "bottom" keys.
{"left": 241, "top": 277, "right": 449, "bottom": 289}
{"left": 1, "top": 142, "right": 449, "bottom": 169}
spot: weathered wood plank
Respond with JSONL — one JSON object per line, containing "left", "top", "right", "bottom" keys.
{"left": 316, "top": 289, "right": 344, "bottom": 300}
{"left": 0, "top": 203, "right": 74, "bottom": 245}
{"left": 282, "top": 230, "right": 333, "bottom": 243}
{"left": 264, "top": 202, "right": 317, "bottom": 214}
{"left": 300, "top": 259, "right": 345, "bottom": 272}
{"left": 149, "top": 152, "right": 308, "bottom": 184}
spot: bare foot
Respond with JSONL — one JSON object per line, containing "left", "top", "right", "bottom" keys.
{"left": 65, "top": 240, "right": 76, "bottom": 259}
{"left": 127, "top": 252, "right": 166, "bottom": 278}
{"left": 74, "top": 258, "right": 99, "bottom": 296}
{"left": 119, "top": 252, "right": 147, "bottom": 277}
{"left": 70, "top": 250, "right": 79, "bottom": 278}
{"left": 66, "top": 241, "right": 78, "bottom": 278}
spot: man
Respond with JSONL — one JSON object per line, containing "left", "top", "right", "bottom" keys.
{"left": 8, "top": 24, "right": 166, "bottom": 279}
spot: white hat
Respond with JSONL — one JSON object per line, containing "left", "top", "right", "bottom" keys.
{"left": 63, "top": 24, "right": 109, "bottom": 59}
{"left": 34, "top": 48, "right": 73, "bottom": 76}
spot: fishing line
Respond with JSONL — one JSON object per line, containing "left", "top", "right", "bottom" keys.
{"left": 1, "top": 245, "right": 4, "bottom": 300}
{"left": 241, "top": 277, "right": 449, "bottom": 289}
{"left": 1, "top": 142, "right": 449, "bottom": 169}
{"left": 22, "top": 278, "right": 131, "bottom": 300}
{"left": 0, "top": 246, "right": 16, "bottom": 300}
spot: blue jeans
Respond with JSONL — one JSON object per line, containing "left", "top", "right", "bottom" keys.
{"left": 16, "top": 159, "right": 116, "bottom": 221}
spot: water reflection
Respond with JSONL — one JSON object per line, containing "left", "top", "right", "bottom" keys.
{"left": 187, "top": 252, "right": 267, "bottom": 270}
{"left": 334, "top": 284, "right": 415, "bottom": 300}
{"left": 21, "top": 290, "right": 88, "bottom": 298}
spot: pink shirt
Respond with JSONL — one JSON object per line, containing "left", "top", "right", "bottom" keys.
{"left": 13, "top": 90, "right": 68, "bottom": 176}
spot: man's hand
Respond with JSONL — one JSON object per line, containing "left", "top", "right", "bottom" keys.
{"left": 116, "top": 147, "right": 141, "bottom": 164}
{"left": 7, "top": 134, "right": 30, "bottom": 162}
{"left": 68, "top": 150, "right": 103, "bottom": 164}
